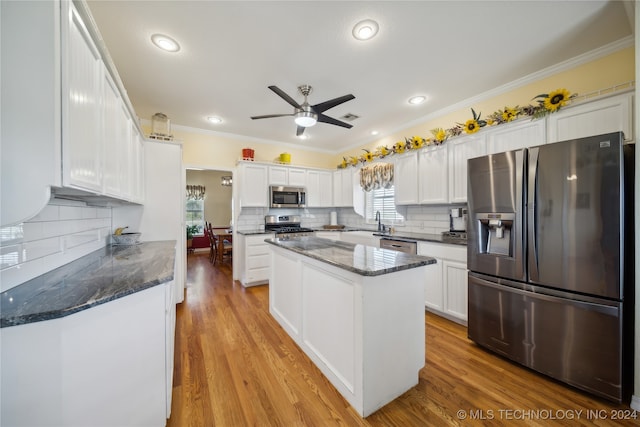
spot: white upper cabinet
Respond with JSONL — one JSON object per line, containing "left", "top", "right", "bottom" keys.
{"left": 2, "top": 0, "right": 146, "bottom": 226}
{"left": 418, "top": 144, "right": 448, "bottom": 205}
{"left": 268, "top": 166, "right": 288, "bottom": 185}
{"left": 486, "top": 118, "right": 546, "bottom": 155}
{"left": 393, "top": 153, "right": 419, "bottom": 205}
{"left": 238, "top": 163, "right": 269, "bottom": 207}
{"left": 333, "top": 168, "right": 355, "bottom": 207}
{"left": 547, "top": 92, "right": 633, "bottom": 143}
{"left": 62, "top": 2, "right": 103, "bottom": 192}
{"left": 288, "top": 168, "right": 307, "bottom": 187}
{"left": 448, "top": 133, "right": 486, "bottom": 203}
{"left": 268, "top": 166, "right": 307, "bottom": 187}
{"left": 1, "top": 0, "right": 60, "bottom": 226}
{"left": 306, "top": 170, "right": 333, "bottom": 207}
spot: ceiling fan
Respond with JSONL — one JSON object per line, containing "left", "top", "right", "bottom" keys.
{"left": 251, "top": 85, "right": 356, "bottom": 136}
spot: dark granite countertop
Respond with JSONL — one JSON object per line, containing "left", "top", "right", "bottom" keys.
{"left": 1, "top": 241, "right": 176, "bottom": 328}
{"left": 237, "top": 230, "right": 275, "bottom": 236}
{"left": 319, "top": 228, "right": 467, "bottom": 246}
{"left": 265, "top": 236, "right": 435, "bottom": 277}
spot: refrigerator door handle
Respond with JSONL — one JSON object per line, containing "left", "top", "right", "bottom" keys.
{"left": 469, "top": 273, "right": 620, "bottom": 317}
{"left": 527, "top": 147, "right": 539, "bottom": 282}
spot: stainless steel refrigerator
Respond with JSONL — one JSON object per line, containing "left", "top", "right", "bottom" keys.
{"left": 467, "top": 131, "right": 634, "bottom": 402}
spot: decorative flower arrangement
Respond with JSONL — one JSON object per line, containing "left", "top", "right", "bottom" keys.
{"left": 460, "top": 108, "right": 487, "bottom": 134}
{"left": 336, "top": 88, "right": 577, "bottom": 168}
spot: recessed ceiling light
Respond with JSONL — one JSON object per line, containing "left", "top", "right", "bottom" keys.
{"left": 207, "top": 116, "right": 222, "bottom": 124}
{"left": 408, "top": 95, "right": 427, "bottom": 105}
{"left": 371, "top": 130, "right": 379, "bottom": 136}
{"left": 352, "top": 19, "right": 379, "bottom": 41}
{"left": 151, "top": 34, "right": 180, "bottom": 52}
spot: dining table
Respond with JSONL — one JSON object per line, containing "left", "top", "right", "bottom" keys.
{"left": 213, "top": 230, "right": 232, "bottom": 263}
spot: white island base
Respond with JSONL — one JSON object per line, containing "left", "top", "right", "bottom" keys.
{"left": 269, "top": 244, "right": 427, "bottom": 417}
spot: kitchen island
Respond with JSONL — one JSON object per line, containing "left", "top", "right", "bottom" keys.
{"left": 265, "top": 236, "right": 436, "bottom": 417}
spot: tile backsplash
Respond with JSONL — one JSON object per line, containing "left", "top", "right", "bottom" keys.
{"left": 236, "top": 205, "right": 453, "bottom": 234}
{"left": 0, "top": 198, "right": 112, "bottom": 292}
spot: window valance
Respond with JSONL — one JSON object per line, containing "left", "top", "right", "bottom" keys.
{"left": 359, "top": 163, "right": 394, "bottom": 192}
{"left": 186, "top": 185, "right": 206, "bottom": 200}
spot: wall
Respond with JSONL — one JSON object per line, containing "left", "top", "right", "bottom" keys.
{"left": 0, "top": 199, "right": 112, "bottom": 292}
{"left": 172, "top": 126, "right": 336, "bottom": 170}
{"left": 335, "top": 45, "right": 635, "bottom": 166}
{"left": 186, "top": 169, "right": 233, "bottom": 228}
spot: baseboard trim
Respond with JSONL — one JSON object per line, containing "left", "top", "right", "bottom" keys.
{"left": 630, "top": 395, "right": 640, "bottom": 410}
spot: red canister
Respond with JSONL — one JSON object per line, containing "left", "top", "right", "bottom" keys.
{"left": 242, "top": 148, "right": 255, "bottom": 160}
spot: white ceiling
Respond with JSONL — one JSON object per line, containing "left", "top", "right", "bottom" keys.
{"left": 86, "top": 0, "right": 634, "bottom": 153}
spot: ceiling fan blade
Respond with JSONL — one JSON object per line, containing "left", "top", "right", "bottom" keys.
{"left": 317, "top": 114, "right": 353, "bottom": 129}
{"left": 312, "top": 94, "right": 355, "bottom": 113}
{"left": 268, "top": 85, "right": 302, "bottom": 109}
{"left": 251, "top": 113, "right": 294, "bottom": 120}
{"left": 296, "top": 126, "right": 306, "bottom": 136}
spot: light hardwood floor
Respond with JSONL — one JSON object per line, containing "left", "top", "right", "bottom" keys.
{"left": 167, "top": 252, "right": 639, "bottom": 426}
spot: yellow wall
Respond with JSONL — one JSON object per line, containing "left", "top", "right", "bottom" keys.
{"left": 173, "top": 129, "right": 335, "bottom": 170}
{"left": 157, "top": 46, "right": 634, "bottom": 170}
{"left": 336, "top": 46, "right": 635, "bottom": 165}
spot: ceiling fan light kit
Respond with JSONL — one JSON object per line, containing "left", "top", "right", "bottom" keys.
{"left": 250, "top": 84, "right": 355, "bottom": 136}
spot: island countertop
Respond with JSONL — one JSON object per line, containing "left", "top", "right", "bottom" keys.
{"left": 265, "top": 236, "right": 435, "bottom": 277}
{"left": 1, "top": 241, "right": 176, "bottom": 328}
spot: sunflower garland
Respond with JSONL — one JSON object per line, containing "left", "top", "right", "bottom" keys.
{"left": 337, "top": 87, "right": 576, "bottom": 168}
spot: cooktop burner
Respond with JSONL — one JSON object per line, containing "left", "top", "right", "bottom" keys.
{"left": 270, "top": 226, "right": 314, "bottom": 233}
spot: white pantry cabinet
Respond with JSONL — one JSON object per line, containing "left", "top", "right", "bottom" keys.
{"left": 418, "top": 144, "right": 449, "bottom": 204}
{"left": 393, "top": 153, "right": 419, "bottom": 205}
{"left": 486, "top": 118, "right": 546, "bottom": 155}
{"left": 447, "top": 133, "right": 486, "bottom": 203}
{"left": 547, "top": 91, "right": 633, "bottom": 143}
{"left": 418, "top": 241, "right": 468, "bottom": 325}
{"left": 238, "top": 162, "right": 269, "bottom": 207}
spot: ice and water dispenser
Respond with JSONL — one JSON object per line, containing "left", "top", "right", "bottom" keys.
{"left": 474, "top": 213, "right": 515, "bottom": 257}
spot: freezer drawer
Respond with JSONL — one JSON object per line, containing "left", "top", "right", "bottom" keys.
{"left": 468, "top": 273, "right": 624, "bottom": 402}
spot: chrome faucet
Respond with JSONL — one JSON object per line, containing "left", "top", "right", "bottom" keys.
{"left": 375, "top": 211, "right": 384, "bottom": 232}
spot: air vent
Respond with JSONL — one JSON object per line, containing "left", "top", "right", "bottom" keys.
{"left": 340, "top": 113, "right": 360, "bottom": 122}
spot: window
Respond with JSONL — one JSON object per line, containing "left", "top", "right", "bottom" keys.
{"left": 365, "top": 186, "right": 404, "bottom": 225}
{"left": 185, "top": 199, "right": 205, "bottom": 235}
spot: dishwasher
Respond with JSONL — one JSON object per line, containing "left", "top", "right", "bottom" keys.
{"left": 379, "top": 237, "right": 417, "bottom": 254}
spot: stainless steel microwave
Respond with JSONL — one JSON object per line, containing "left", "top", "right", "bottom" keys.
{"left": 269, "top": 186, "right": 306, "bottom": 208}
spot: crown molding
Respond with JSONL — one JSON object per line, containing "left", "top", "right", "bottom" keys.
{"left": 338, "top": 35, "right": 634, "bottom": 154}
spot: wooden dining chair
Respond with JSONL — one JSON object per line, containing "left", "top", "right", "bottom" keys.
{"left": 206, "top": 223, "right": 217, "bottom": 263}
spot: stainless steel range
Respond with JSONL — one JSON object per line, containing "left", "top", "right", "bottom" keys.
{"left": 264, "top": 215, "right": 315, "bottom": 239}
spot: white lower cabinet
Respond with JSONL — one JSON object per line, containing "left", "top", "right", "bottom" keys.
{"left": 1, "top": 283, "right": 175, "bottom": 426}
{"left": 240, "top": 233, "right": 273, "bottom": 286}
{"left": 340, "top": 231, "right": 380, "bottom": 247}
{"left": 418, "top": 241, "right": 468, "bottom": 324}
{"left": 314, "top": 231, "right": 341, "bottom": 240}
